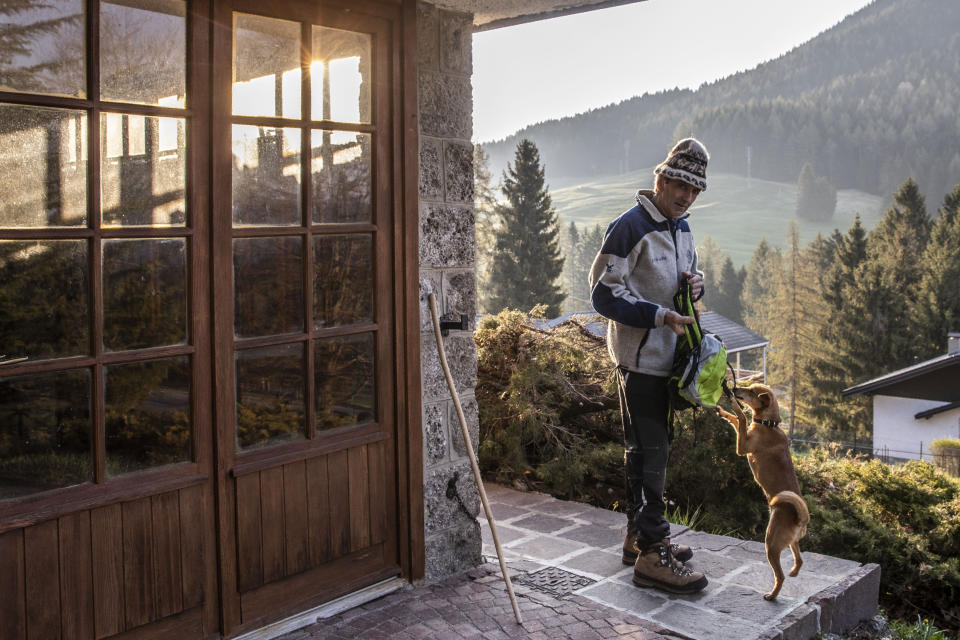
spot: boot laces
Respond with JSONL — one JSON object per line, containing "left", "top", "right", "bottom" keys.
{"left": 657, "top": 544, "right": 694, "bottom": 576}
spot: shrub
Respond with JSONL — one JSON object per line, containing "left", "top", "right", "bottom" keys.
{"left": 475, "top": 308, "right": 622, "bottom": 506}
{"left": 794, "top": 451, "right": 960, "bottom": 633}
{"left": 932, "top": 439, "right": 960, "bottom": 477}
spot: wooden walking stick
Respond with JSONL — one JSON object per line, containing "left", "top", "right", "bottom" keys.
{"left": 427, "top": 293, "right": 523, "bottom": 625}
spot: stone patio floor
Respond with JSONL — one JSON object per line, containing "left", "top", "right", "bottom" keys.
{"left": 279, "top": 483, "right": 880, "bottom": 640}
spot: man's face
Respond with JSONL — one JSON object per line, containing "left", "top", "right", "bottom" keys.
{"left": 655, "top": 177, "right": 701, "bottom": 219}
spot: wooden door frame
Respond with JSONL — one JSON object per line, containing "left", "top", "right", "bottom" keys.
{"left": 207, "top": 0, "right": 423, "bottom": 634}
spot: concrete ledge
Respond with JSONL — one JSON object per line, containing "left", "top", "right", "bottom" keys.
{"left": 809, "top": 563, "right": 882, "bottom": 635}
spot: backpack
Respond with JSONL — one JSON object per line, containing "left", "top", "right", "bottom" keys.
{"left": 668, "top": 282, "right": 728, "bottom": 409}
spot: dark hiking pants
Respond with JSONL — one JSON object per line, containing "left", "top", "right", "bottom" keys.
{"left": 616, "top": 368, "right": 671, "bottom": 547}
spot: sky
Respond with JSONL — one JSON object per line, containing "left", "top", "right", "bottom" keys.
{"left": 472, "top": 0, "right": 875, "bottom": 143}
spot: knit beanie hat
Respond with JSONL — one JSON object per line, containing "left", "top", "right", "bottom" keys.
{"left": 654, "top": 137, "right": 709, "bottom": 191}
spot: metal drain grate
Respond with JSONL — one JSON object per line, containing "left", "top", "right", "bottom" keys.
{"left": 514, "top": 567, "right": 596, "bottom": 597}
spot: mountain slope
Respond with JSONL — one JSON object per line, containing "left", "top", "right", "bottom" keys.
{"left": 483, "top": 0, "right": 960, "bottom": 203}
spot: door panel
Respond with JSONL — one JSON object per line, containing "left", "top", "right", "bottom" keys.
{"left": 0, "top": 0, "right": 218, "bottom": 637}
{"left": 213, "top": 2, "right": 400, "bottom": 632}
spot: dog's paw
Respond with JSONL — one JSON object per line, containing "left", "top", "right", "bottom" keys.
{"left": 763, "top": 592, "right": 777, "bottom": 601}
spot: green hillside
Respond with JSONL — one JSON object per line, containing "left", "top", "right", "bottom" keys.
{"left": 550, "top": 170, "right": 885, "bottom": 267}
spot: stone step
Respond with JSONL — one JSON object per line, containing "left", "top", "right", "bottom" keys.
{"left": 480, "top": 483, "right": 880, "bottom": 640}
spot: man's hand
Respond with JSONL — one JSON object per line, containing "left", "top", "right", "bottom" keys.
{"left": 682, "top": 270, "right": 703, "bottom": 299}
{"left": 663, "top": 310, "right": 695, "bottom": 336}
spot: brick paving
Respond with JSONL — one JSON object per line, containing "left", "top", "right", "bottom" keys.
{"left": 280, "top": 563, "right": 677, "bottom": 640}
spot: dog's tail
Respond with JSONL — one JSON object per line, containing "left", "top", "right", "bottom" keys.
{"left": 769, "top": 491, "right": 810, "bottom": 537}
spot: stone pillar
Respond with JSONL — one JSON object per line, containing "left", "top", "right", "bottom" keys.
{"left": 416, "top": 1, "right": 482, "bottom": 582}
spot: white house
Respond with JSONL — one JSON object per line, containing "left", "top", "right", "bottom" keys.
{"left": 843, "top": 333, "right": 960, "bottom": 462}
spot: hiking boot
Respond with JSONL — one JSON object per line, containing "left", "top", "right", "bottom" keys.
{"left": 632, "top": 539, "right": 707, "bottom": 595}
{"left": 622, "top": 533, "right": 693, "bottom": 565}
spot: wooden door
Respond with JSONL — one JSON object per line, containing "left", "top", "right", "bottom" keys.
{"left": 0, "top": 0, "right": 218, "bottom": 638}
{"left": 211, "top": 1, "right": 403, "bottom": 634}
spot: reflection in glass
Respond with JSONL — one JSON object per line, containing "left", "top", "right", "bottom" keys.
{"left": 100, "top": 0, "right": 186, "bottom": 106}
{"left": 103, "top": 238, "right": 187, "bottom": 351}
{"left": 236, "top": 343, "right": 305, "bottom": 449}
{"left": 233, "top": 237, "right": 304, "bottom": 338}
{"left": 233, "top": 13, "right": 300, "bottom": 118}
{"left": 315, "top": 333, "right": 375, "bottom": 431}
{"left": 311, "top": 27, "right": 371, "bottom": 124}
{"left": 313, "top": 234, "right": 373, "bottom": 328}
{"left": 311, "top": 130, "right": 371, "bottom": 223}
{"left": 232, "top": 125, "right": 301, "bottom": 226}
{"left": 0, "top": 369, "right": 91, "bottom": 500}
{"left": 101, "top": 113, "right": 186, "bottom": 227}
{"left": 0, "top": 104, "right": 87, "bottom": 228}
{"left": 0, "top": 240, "right": 89, "bottom": 360}
{"left": 0, "top": 0, "right": 85, "bottom": 97}
{"left": 105, "top": 357, "right": 190, "bottom": 475}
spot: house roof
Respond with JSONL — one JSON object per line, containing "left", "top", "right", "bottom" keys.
{"left": 436, "top": 0, "right": 647, "bottom": 31}
{"left": 915, "top": 400, "right": 960, "bottom": 420}
{"left": 841, "top": 351, "right": 960, "bottom": 403}
{"left": 698, "top": 311, "right": 769, "bottom": 354}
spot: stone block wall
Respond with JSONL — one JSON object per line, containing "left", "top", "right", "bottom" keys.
{"left": 416, "top": 1, "right": 483, "bottom": 582}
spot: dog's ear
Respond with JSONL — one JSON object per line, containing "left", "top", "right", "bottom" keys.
{"left": 755, "top": 390, "right": 771, "bottom": 410}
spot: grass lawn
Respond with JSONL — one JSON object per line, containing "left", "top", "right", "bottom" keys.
{"left": 549, "top": 169, "right": 887, "bottom": 267}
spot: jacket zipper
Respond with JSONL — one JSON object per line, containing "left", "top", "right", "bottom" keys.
{"left": 635, "top": 330, "right": 650, "bottom": 369}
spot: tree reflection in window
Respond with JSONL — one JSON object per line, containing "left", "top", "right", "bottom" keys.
{"left": 314, "top": 333, "right": 375, "bottom": 431}
{"left": 0, "top": 240, "right": 89, "bottom": 360}
{"left": 102, "top": 238, "right": 187, "bottom": 351}
{"left": 0, "top": 369, "right": 91, "bottom": 500}
{"left": 236, "top": 343, "right": 306, "bottom": 450}
{"left": 105, "top": 356, "right": 190, "bottom": 475}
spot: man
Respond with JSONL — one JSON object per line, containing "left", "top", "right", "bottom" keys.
{"left": 588, "top": 138, "right": 710, "bottom": 595}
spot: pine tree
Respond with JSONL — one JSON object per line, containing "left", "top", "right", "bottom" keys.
{"left": 796, "top": 162, "right": 837, "bottom": 222}
{"left": 764, "top": 223, "right": 825, "bottom": 438}
{"left": 808, "top": 180, "right": 933, "bottom": 438}
{"left": 911, "top": 183, "right": 960, "bottom": 358}
{"left": 487, "top": 139, "right": 566, "bottom": 316}
{"left": 581, "top": 224, "right": 605, "bottom": 309}
{"left": 561, "top": 221, "right": 581, "bottom": 312}
{"left": 695, "top": 236, "right": 727, "bottom": 314}
{"left": 865, "top": 177, "right": 932, "bottom": 367}
{"left": 712, "top": 256, "right": 745, "bottom": 324}
{"left": 741, "top": 238, "right": 783, "bottom": 340}
{"left": 474, "top": 144, "right": 499, "bottom": 313}
{"left": 803, "top": 217, "right": 868, "bottom": 434}
{"left": 0, "top": 2, "right": 80, "bottom": 90}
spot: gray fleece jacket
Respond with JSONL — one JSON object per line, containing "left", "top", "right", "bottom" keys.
{"left": 588, "top": 190, "right": 702, "bottom": 376}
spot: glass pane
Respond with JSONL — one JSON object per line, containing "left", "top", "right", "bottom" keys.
{"left": 103, "top": 238, "right": 187, "bottom": 351}
{"left": 0, "top": 0, "right": 85, "bottom": 98}
{"left": 0, "top": 104, "right": 87, "bottom": 228}
{"left": 105, "top": 356, "right": 190, "bottom": 475}
{"left": 315, "top": 333, "right": 375, "bottom": 431}
{"left": 236, "top": 343, "right": 305, "bottom": 450}
{"left": 311, "top": 27, "right": 371, "bottom": 124}
{"left": 0, "top": 369, "right": 91, "bottom": 500}
{"left": 100, "top": 0, "right": 186, "bottom": 107}
{"left": 232, "top": 125, "right": 301, "bottom": 226}
{"left": 0, "top": 240, "right": 89, "bottom": 360}
{"left": 233, "top": 237, "right": 303, "bottom": 338}
{"left": 233, "top": 13, "right": 300, "bottom": 118}
{"left": 313, "top": 234, "right": 373, "bottom": 328}
{"left": 101, "top": 113, "right": 186, "bottom": 227}
{"left": 310, "top": 130, "right": 371, "bottom": 223}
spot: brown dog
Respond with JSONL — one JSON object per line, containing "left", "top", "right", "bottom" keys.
{"left": 716, "top": 383, "right": 810, "bottom": 600}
